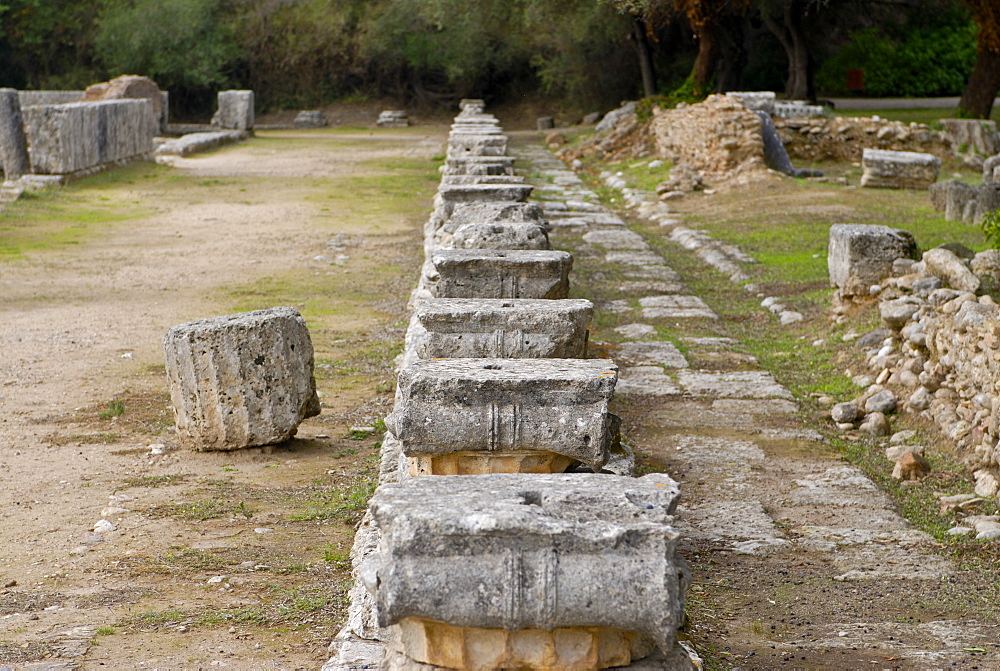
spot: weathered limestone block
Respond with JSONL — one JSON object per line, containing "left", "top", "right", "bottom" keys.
{"left": 378, "top": 110, "right": 410, "bottom": 128}
{"left": 447, "top": 133, "right": 508, "bottom": 156}
{"left": 943, "top": 180, "right": 976, "bottom": 220}
{"left": 452, "top": 116, "right": 499, "bottom": 129}
{"left": 974, "top": 182, "right": 1000, "bottom": 225}
{"left": 435, "top": 182, "right": 532, "bottom": 205}
{"left": 443, "top": 155, "right": 515, "bottom": 176}
{"left": 860, "top": 148, "right": 941, "bottom": 189}
{"left": 82, "top": 74, "right": 163, "bottom": 131}
{"left": 923, "top": 247, "right": 981, "bottom": 293}
{"left": 726, "top": 91, "right": 776, "bottom": 115}
{"left": 22, "top": 100, "right": 156, "bottom": 175}
{"left": 773, "top": 101, "right": 825, "bottom": 118}
{"left": 432, "top": 183, "right": 533, "bottom": 224}
{"left": 406, "top": 298, "right": 592, "bottom": 362}
{"left": 984, "top": 154, "right": 1000, "bottom": 184}
{"left": 447, "top": 221, "right": 550, "bottom": 250}
{"left": 212, "top": 90, "right": 254, "bottom": 130}
{"left": 426, "top": 201, "right": 547, "bottom": 253}
{"left": 459, "top": 99, "right": 486, "bottom": 114}
{"left": 163, "top": 307, "right": 321, "bottom": 450}
{"left": 440, "top": 174, "right": 526, "bottom": 186}
{"left": 17, "top": 90, "right": 82, "bottom": 107}
{"left": 451, "top": 123, "right": 502, "bottom": 133}
{"left": 154, "top": 130, "right": 249, "bottom": 158}
{"left": 361, "top": 473, "right": 688, "bottom": 667}
{"left": 828, "top": 224, "right": 917, "bottom": 296}
{"left": 388, "top": 618, "right": 655, "bottom": 670}
{"left": 941, "top": 118, "right": 999, "bottom": 157}
{"left": 385, "top": 359, "right": 618, "bottom": 473}
{"left": 294, "top": 110, "right": 327, "bottom": 128}
{"left": 0, "top": 88, "right": 30, "bottom": 180}
{"left": 429, "top": 250, "right": 572, "bottom": 299}
{"left": 929, "top": 178, "right": 963, "bottom": 211}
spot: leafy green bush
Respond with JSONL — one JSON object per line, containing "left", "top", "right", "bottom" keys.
{"left": 981, "top": 210, "right": 1000, "bottom": 249}
{"left": 816, "top": 22, "right": 976, "bottom": 97}
{"left": 96, "top": 0, "right": 239, "bottom": 93}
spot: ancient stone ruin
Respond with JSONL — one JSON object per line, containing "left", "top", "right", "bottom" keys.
{"left": 829, "top": 225, "right": 1000, "bottom": 511}
{"left": 929, "top": 155, "right": 1000, "bottom": 225}
{"left": 377, "top": 110, "right": 410, "bottom": 127}
{"left": 162, "top": 307, "right": 321, "bottom": 451}
{"left": 294, "top": 110, "right": 328, "bottom": 128}
{"left": 860, "top": 148, "right": 941, "bottom": 189}
{"left": 324, "top": 101, "right": 693, "bottom": 670}
{"left": 211, "top": 90, "right": 255, "bottom": 130}
{"left": 559, "top": 91, "right": 954, "bottom": 195}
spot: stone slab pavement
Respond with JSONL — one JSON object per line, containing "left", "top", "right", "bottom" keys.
{"left": 514, "top": 138, "right": 1000, "bottom": 668}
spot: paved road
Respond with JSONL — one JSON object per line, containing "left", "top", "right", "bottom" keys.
{"left": 829, "top": 96, "right": 1000, "bottom": 110}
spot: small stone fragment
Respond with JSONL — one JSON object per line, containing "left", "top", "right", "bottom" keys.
{"left": 891, "top": 451, "right": 930, "bottom": 480}
{"left": 859, "top": 411, "right": 890, "bottom": 436}
{"left": 865, "top": 389, "right": 897, "bottom": 414}
{"left": 831, "top": 402, "right": 860, "bottom": 424}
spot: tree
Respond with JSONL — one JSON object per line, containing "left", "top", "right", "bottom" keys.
{"left": 758, "top": 0, "right": 823, "bottom": 100}
{"left": 96, "top": 0, "right": 239, "bottom": 101}
{"left": 604, "top": 0, "right": 749, "bottom": 97}
{"left": 957, "top": 0, "right": 1000, "bottom": 119}
{"left": 0, "top": 0, "right": 101, "bottom": 89}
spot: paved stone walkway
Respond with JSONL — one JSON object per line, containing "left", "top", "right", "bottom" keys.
{"left": 515, "top": 139, "right": 1000, "bottom": 668}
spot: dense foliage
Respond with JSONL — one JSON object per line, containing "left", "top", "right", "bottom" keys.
{"left": 0, "top": 0, "right": 986, "bottom": 117}
{"left": 816, "top": 10, "right": 977, "bottom": 97}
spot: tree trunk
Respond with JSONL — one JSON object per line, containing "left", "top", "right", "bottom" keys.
{"left": 762, "top": 0, "right": 812, "bottom": 100}
{"left": 959, "top": 47, "right": 1000, "bottom": 119}
{"left": 784, "top": 0, "right": 812, "bottom": 100}
{"left": 716, "top": 15, "right": 751, "bottom": 93}
{"left": 691, "top": 21, "right": 721, "bottom": 96}
{"left": 632, "top": 18, "right": 657, "bottom": 98}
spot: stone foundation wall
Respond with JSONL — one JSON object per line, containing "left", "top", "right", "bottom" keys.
{"left": 842, "top": 241, "right": 1000, "bottom": 498}
{"left": 651, "top": 94, "right": 767, "bottom": 183}
{"left": 22, "top": 99, "right": 156, "bottom": 175}
{"left": 776, "top": 117, "right": 950, "bottom": 162}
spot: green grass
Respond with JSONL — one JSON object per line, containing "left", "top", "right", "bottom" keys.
{"left": 0, "top": 166, "right": 161, "bottom": 257}
{"left": 99, "top": 400, "right": 125, "bottom": 419}
{"left": 144, "top": 497, "right": 253, "bottom": 521}
{"left": 620, "top": 158, "right": 673, "bottom": 192}
{"left": 293, "top": 456, "right": 378, "bottom": 523}
{"left": 121, "top": 474, "right": 187, "bottom": 488}
{"left": 832, "top": 106, "right": 1000, "bottom": 125}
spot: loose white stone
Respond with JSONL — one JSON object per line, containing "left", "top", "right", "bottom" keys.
{"left": 93, "top": 520, "right": 115, "bottom": 533}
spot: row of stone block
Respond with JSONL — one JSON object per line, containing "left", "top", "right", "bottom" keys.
{"left": 331, "top": 103, "right": 690, "bottom": 670}
{"left": 2, "top": 88, "right": 252, "bottom": 180}
{"left": 929, "top": 173, "right": 1000, "bottom": 226}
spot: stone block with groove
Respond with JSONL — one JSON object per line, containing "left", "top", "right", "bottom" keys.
{"left": 405, "top": 298, "right": 592, "bottom": 363}
{"left": 429, "top": 250, "right": 572, "bottom": 299}
{"left": 163, "top": 307, "right": 320, "bottom": 450}
{"left": 360, "top": 473, "right": 688, "bottom": 668}
{"left": 385, "top": 358, "right": 617, "bottom": 473}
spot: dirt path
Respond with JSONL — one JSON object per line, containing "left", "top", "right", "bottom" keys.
{"left": 0, "top": 128, "right": 444, "bottom": 668}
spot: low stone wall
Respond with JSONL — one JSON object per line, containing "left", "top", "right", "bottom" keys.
{"left": 22, "top": 99, "right": 156, "bottom": 175}
{"left": 776, "top": 116, "right": 950, "bottom": 162}
{"left": 651, "top": 94, "right": 767, "bottom": 184}
{"left": 326, "top": 100, "right": 692, "bottom": 670}
{"left": 831, "top": 228, "right": 1000, "bottom": 499}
